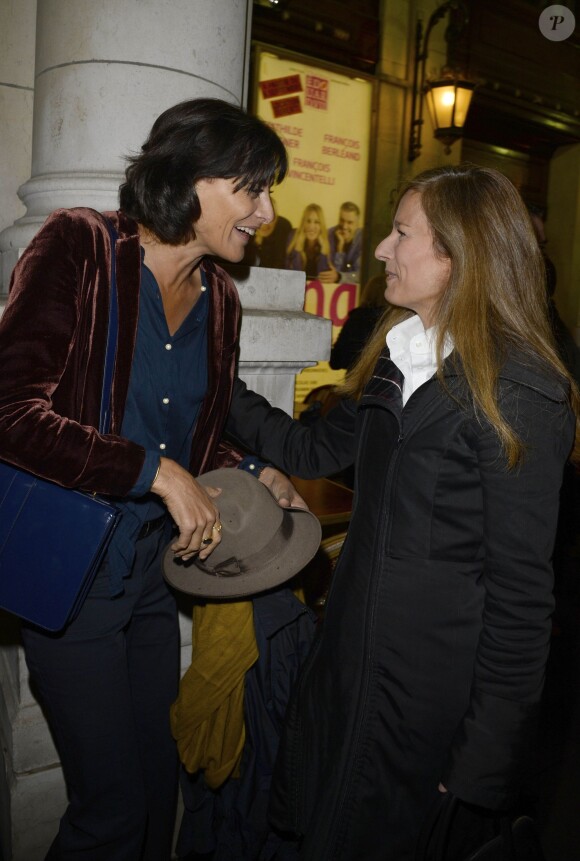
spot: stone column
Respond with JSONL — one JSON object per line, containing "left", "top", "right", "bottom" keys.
{"left": 0, "top": 0, "right": 37, "bottom": 290}
{"left": 0, "top": 2, "right": 332, "bottom": 858}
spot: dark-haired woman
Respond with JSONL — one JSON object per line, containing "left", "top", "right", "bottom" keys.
{"left": 0, "top": 98, "right": 317, "bottom": 861}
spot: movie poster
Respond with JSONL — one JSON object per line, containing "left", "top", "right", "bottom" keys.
{"left": 253, "top": 49, "right": 374, "bottom": 413}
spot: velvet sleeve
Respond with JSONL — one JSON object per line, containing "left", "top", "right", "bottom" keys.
{"left": 0, "top": 209, "right": 146, "bottom": 497}
{"left": 442, "top": 383, "right": 575, "bottom": 809}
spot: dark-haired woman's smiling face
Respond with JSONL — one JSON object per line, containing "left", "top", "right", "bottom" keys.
{"left": 194, "top": 178, "right": 274, "bottom": 261}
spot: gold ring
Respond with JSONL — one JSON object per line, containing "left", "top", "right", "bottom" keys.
{"left": 202, "top": 537, "right": 213, "bottom": 546}
{"left": 212, "top": 522, "right": 222, "bottom": 533}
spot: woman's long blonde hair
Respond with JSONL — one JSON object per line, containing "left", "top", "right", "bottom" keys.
{"left": 341, "top": 164, "right": 580, "bottom": 467}
{"left": 287, "top": 203, "right": 331, "bottom": 265}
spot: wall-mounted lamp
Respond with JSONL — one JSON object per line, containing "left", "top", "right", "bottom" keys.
{"left": 254, "top": 0, "right": 290, "bottom": 8}
{"left": 408, "top": 1, "right": 475, "bottom": 161}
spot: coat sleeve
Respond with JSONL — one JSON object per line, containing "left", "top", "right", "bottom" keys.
{"left": 225, "top": 377, "right": 357, "bottom": 478}
{"left": 442, "top": 383, "right": 575, "bottom": 809}
{"left": 0, "top": 209, "right": 145, "bottom": 496}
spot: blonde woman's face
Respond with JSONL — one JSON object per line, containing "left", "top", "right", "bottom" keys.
{"left": 304, "top": 211, "right": 321, "bottom": 242}
{"left": 375, "top": 191, "right": 450, "bottom": 328}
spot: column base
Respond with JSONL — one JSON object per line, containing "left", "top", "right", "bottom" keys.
{"left": 0, "top": 171, "right": 122, "bottom": 292}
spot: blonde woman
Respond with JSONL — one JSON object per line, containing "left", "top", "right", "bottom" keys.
{"left": 226, "top": 164, "right": 579, "bottom": 859}
{"left": 286, "top": 203, "right": 336, "bottom": 279}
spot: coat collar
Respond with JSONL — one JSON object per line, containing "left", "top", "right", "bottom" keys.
{"left": 101, "top": 211, "right": 142, "bottom": 432}
{"left": 362, "top": 344, "right": 570, "bottom": 435}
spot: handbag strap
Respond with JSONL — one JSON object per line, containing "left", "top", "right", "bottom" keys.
{"left": 99, "top": 220, "right": 119, "bottom": 434}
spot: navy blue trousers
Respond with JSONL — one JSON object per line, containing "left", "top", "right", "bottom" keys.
{"left": 22, "top": 520, "right": 180, "bottom": 861}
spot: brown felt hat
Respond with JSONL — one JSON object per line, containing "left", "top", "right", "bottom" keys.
{"left": 162, "top": 468, "right": 322, "bottom": 598}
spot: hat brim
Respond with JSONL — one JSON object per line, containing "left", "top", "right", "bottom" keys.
{"left": 162, "top": 471, "right": 322, "bottom": 598}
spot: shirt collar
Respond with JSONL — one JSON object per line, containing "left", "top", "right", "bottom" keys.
{"left": 386, "top": 314, "right": 453, "bottom": 358}
{"left": 386, "top": 314, "right": 453, "bottom": 405}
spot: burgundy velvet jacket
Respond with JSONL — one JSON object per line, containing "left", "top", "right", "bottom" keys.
{"left": 0, "top": 208, "right": 241, "bottom": 497}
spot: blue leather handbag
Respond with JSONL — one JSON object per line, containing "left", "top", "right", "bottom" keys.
{"left": 0, "top": 221, "right": 121, "bottom": 631}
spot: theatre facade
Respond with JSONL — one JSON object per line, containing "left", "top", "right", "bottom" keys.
{"left": 0, "top": 1, "right": 578, "bottom": 858}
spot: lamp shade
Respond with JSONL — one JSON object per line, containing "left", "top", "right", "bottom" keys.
{"left": 424, "top": 78, "right": 475, "bottom": 151}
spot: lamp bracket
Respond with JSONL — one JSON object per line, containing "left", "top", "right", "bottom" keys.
{"left": 408, "top": 0, "right": 471, "bottom": 161}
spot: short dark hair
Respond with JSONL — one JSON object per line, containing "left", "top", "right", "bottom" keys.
{"left": 119, "top": 98, "right": 288, "bottom": 244}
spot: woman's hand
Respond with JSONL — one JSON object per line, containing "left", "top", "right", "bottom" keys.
{"left": 438, "top": 783, "right": 448, "bottom": 793}
{"left": 151, "top": 457, "right": 222, "bottom": 561}
{"left": 258, "top": 467, "right": 309, "bottom": 510}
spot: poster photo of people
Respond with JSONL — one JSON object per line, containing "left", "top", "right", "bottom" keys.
{"left": 250, "top": 48, "right": 374, "bottom": 410}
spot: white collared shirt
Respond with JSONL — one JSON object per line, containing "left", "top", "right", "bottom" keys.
{"left": 386, "top": 315, "right": 453, "bottom": 406}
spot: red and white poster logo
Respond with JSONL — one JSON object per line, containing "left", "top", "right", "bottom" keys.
{"left": 259, "top": 74, "right": 302, "bottom": 99}
{"left": 305, "top": 75, "right": 329, "bottom": 110}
